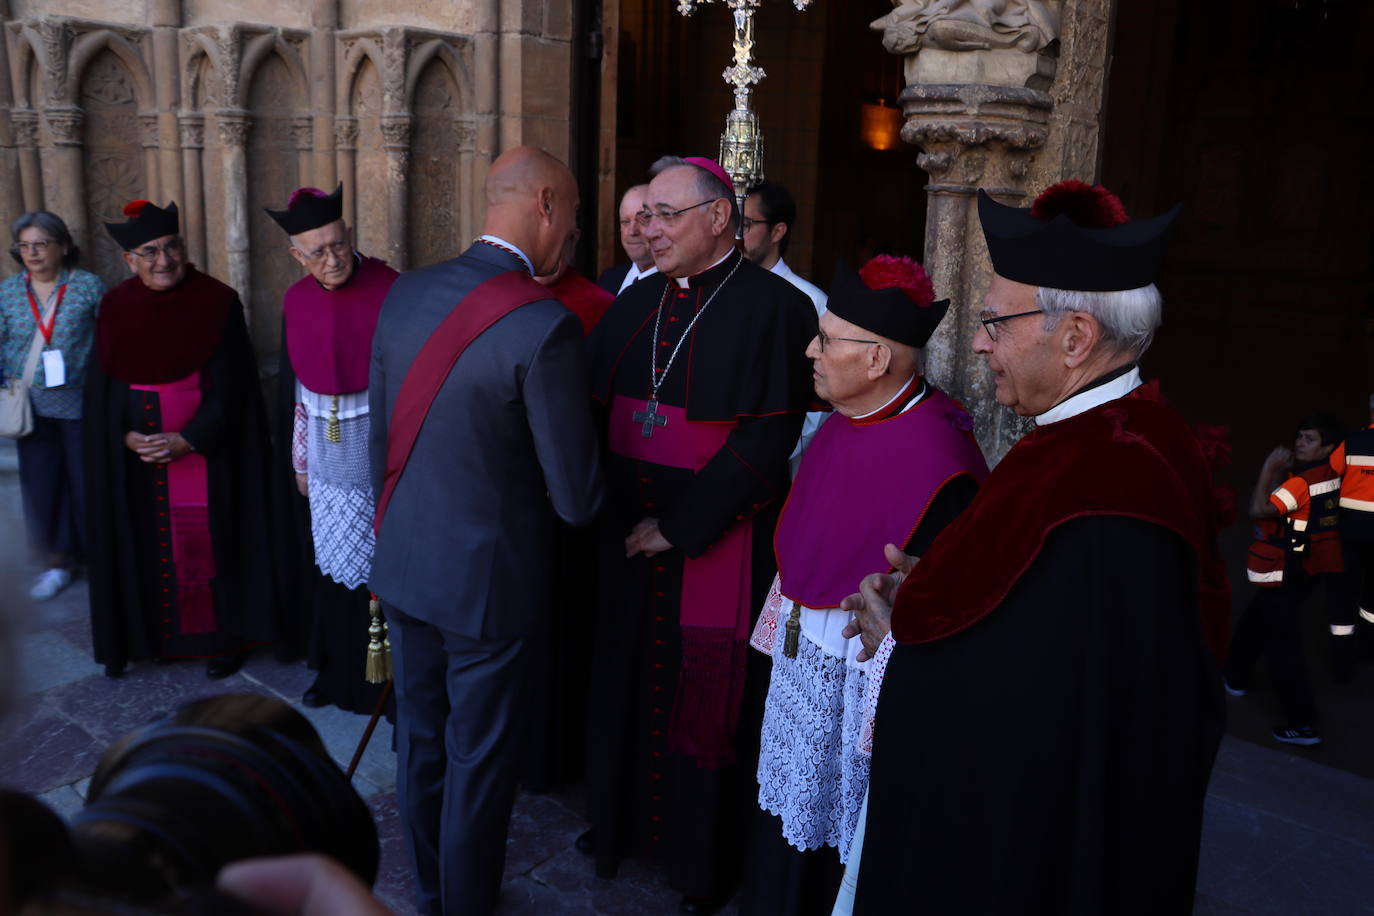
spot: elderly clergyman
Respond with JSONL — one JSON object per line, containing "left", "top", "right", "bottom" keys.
{"left": 86, "top": 200, "right": 279, "bottom": 679}
{"left": 742, "top": 256, "right": 986, "bottom": 916}
{"left": 843, "top": 181, "right": 1231, "bottom": 915}
{"left": 266, "top": 184, "right": 397, "bottom": 715}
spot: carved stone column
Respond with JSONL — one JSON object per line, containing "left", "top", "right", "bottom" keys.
{"left": 873, "top": 1, "right": 1061, "bottom": 462}
{"left": 140, "top": 113, "right": 161, "bottom": 201}
{"left": 903, "top": 83, "right": 1050, "bottom": 459}
{"left": 11, "top": 111, "right": 42, "bottom": 211}
{"left": 149, "top": 0, "right": 185, "bottom": 215}
{"left": 217, "top": 110, "right": 252, "bottom": 313}
{"left": 179, "top": 113, "right": 206, "bottom": 267}
{"left": 43, "top": 106, "right": 88, "bottom": 253}
{"left": 309, "top": 0, "right": 337, "bottom": 187}
{"left": 0, "top": 16, "right": 21, "bottom": 277}
{"left": 334, "top": 116, "right": 358, "bottom": 229}
{"left": 381, "top": 114, "right": 410, "bottom": 269}
{"left": 292, "top": 115, "right": 313, "bottom": 187}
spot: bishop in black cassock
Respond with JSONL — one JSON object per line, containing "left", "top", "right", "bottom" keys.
{"left": 585, "top": 157, "right": 817, "bottom": 909}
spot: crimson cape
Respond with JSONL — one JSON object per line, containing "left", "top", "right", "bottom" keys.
{"left": 854, "top": 387, "right": 1228, "bottom": 915}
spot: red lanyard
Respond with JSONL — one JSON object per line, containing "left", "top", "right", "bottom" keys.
{"left": 25, "top": 275, "right": 66, "bottom": 346}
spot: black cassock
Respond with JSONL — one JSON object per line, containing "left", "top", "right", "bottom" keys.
{"left": 586, "top": 251, "right": 818, "bottom": 898}
{"left": 855, "top": 516, "right": 1224, "bottom": 916}
{"left": 270, "top": 317, "right": 392, "bottom": 717}
{"left": 85, "top": 295, "right": 278, "bottom": 671}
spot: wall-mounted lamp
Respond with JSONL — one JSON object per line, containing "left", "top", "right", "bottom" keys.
{"left": 860, "top": 98, "right": 903, "bottom": 151}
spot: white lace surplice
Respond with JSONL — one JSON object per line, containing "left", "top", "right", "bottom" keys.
{"left": 294, "top": 384, "right": 375, "bottom": 589}
{"left": 751, "top": 575, "right": 874, "bottom": 862}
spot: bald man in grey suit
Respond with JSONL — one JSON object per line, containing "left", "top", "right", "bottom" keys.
{"left": 369, "top": 147, "right": 603, "bottom": 915}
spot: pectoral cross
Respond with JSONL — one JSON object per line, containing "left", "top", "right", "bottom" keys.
{"left": 632, "top": 399, "right": 668, "bottom": 438}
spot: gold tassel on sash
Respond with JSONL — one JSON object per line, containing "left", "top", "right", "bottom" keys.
{"left": 783, "top": 601, "right": 801, "bottom": 659}
{"left": 365, "top": 595, "right": 392, "bottom": 683}
{"left": 326, "top": 394, "right": 342, "bottom": 443}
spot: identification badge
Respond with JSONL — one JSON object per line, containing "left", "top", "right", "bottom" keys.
{"left": 42, "top": 349, "right": 66, "bottom": 387}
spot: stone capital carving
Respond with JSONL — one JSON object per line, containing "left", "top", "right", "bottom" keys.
{"left": 140, "top": 113, "right": 160, "bottom": 147}
{"left": 44, "top": 106, "right": 84, "bottom": 146}
{"left": 334, "top": 117, "right": 358, "bottom": 150}
{"left": 456, "top": 122, "right": 477, "bottom": 153}
{"left": 380, "top": 115, "right": 411, "bottom": 149}
{"left": 292, "top": 116, "right": 314, "bottom": 150}
{"left": 216, "top": 110, "right": 252, "bottom": 147}
{"left": 179, "top": 113, "right": 206, "bottom": 148}
{"left": 900, "top": 82, "right": 1050, "bottom": 192}
{"left": 11, "top": 110, "right": 40, "bottom": 148}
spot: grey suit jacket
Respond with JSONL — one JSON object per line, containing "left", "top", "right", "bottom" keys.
{"left": 368, "top": 242, "right": 603, "bottom": 639}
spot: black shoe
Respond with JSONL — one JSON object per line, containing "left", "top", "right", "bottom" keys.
{"left": 680, "top": 895, "right": 728, "bottom": 915}
{"left": 104, "top": 662, "right": 125, "bottom": 679}
{"left": 206, "top": 652, "right": 246, "bottom": 680}
{"left": 575, "top": 829, "right": 595, "bottom": 856}
{"left": 301, "top": 679, "right": 326, "bottom": 708}
{"left": 1272, "top": 725, "right": 1321, "bottom": 746}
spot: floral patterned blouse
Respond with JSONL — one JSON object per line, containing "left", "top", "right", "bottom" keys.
{"left": 0, "top": 267, "right": 106, "bottom": 418}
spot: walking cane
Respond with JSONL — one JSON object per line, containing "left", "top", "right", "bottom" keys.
{"left": 346, "top": 678, "right": 392, "bottom": 781}
{"left": 346, "top": 595, "right": 393, "bottom": 781}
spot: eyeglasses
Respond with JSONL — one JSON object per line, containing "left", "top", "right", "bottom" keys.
{"left": 16, "top": 240, "right": 55, "bottom": 254}
{"left": 637, "top": 198, "right": 721, "bottom": 227}
{"left": 979, "top": 309, "right": 1042, "bottom": 341}
{"left": 296, "top": 242, "right": 353, "bottom": 263}
{"left": 816, "top": 329, "right": 880, "bottom": 353}
{"left": 131, "top": 239, "right": 185, "bottom": 261}
{"left": 740, "top": 217, "right": 772, "bottom": 232}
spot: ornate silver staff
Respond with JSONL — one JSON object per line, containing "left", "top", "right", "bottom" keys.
{"left": 676, "top": 0, "right": 816, "bottom": 238}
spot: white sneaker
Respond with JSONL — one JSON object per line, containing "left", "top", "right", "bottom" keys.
{"left": 29, "top": 568, "right": 72, "bottom": 601}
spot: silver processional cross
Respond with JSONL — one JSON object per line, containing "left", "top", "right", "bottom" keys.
{"left": 632, "top": 399, "right": 668, "bottom": 438}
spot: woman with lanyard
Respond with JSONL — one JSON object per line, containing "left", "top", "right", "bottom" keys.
{"left": 1, "top": 212, "right": 105, "bottom": 599}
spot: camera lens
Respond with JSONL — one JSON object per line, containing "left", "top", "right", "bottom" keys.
{"left": 68, "top": 694, "right": 379, "bottom": 900}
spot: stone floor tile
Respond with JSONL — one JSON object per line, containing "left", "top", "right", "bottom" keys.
{"left": 367, "top": 792, "right": 419, "bottom": 916}
{"left": 1197, "top": 795, "right": 1374, "bottom": 915}
{"left": 46, "top": 667, "right": 273, "bottom": 745}
{"left": 296, "top": 702, "right": 395, "bottom": 791}
{"left": 496, "top": 876, "right": 593, "bottom": 914}
{"left": 238, "top": 653, "right": 316, "bottom": 700}
{"left": 36, "top": 783, "right": 85, "bottom": 820}
{"left": 0, "top": 699, "right": 102, "bottom": 794}
{"left": 55, "top": 617, "right": 93, "bottom": 655}
{"left": 504, "top": 791, "right": 588, "bottom": 879}
{"left": 16, "top": 630, "right": 103, "bottom": 694}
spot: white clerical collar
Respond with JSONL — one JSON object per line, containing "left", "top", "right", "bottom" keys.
{"left": 1035, "top": 365, "right": 1142, "bottom": 426}
{"left": 478, "top": 234, "right": 533, "bottom": 275}
{"left": 675, "top": 249, "right": 735, "bottom": 288}
{"left": 853, "top": 374, "right": 920, "bottom": 420}
{"left": 619, "top": 262, "right": 659, "bottom": 294}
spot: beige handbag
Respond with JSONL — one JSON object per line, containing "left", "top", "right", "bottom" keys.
{"left": 0, "top": 300, "right": 56, "bottom": 439}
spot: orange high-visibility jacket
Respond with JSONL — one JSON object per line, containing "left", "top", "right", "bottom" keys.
{"left": 1330, "top": 423, "right": 1374, "bottom": 529}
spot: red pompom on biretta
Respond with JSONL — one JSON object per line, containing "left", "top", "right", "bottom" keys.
{"left": 287, "top": 186, "right": 329, "bottom": 209}
{"left": 122, "top": 199, "right": 151, "bottom": 218}
{"left": 858, "top": 254, "right": 936, "bottom": 309}
{"left": 1030, "top": 179, "right": 1129, "bottom": 229}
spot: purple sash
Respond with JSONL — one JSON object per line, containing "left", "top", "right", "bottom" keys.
{"left": 131, "top": 372, "right": 216, "bottom": 634}
{"left": 774, "top": 388, "right": 988, "bottom": 608}
{"left": 610, "top": 395, "right": 751, "bottom": 765}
